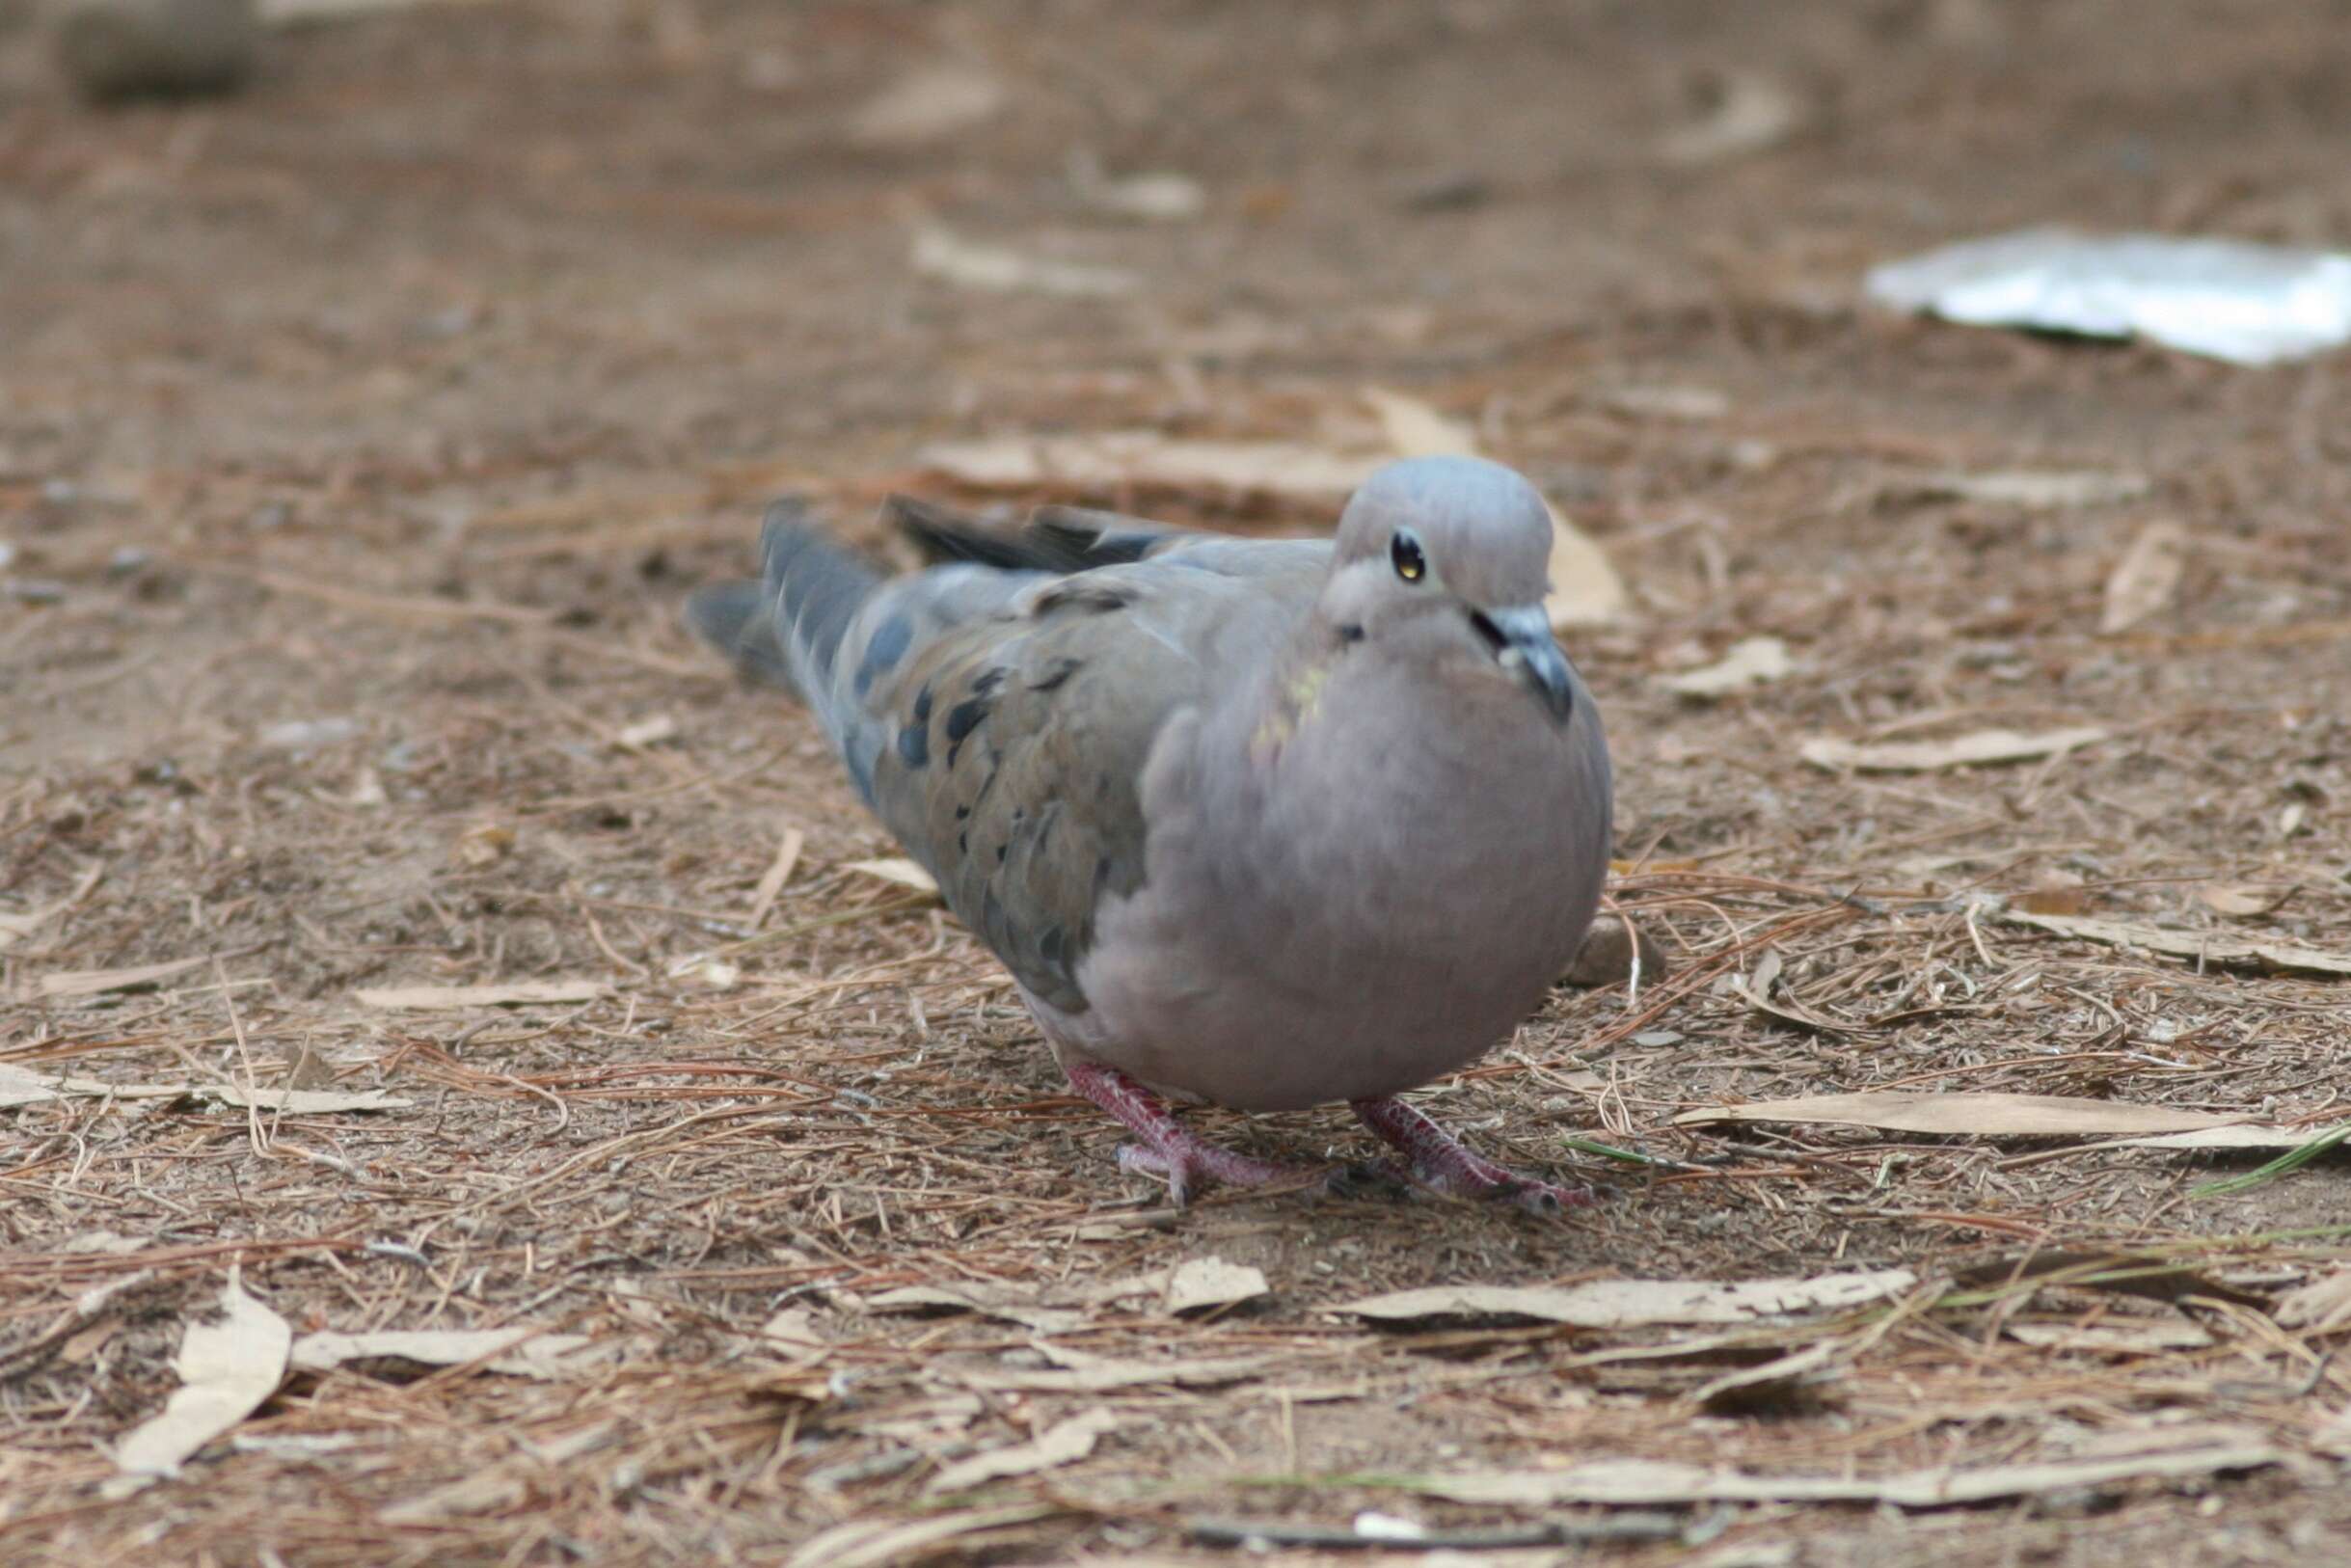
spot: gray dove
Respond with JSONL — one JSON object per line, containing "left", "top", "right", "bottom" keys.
{"left": 688, "top": 456, "right": 1612, "bottom": 1210}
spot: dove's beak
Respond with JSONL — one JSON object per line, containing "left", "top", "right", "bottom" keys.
{"left": 1471, "top": 604, "right": 1576, "bottom": 722}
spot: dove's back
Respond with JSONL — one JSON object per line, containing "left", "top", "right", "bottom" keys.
{"left": 687, "top": 500, "right": 1329, "bottom": 1019}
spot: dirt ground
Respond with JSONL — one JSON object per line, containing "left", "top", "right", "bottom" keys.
{"left": 6, "top": 1, "right": 2351, "bottom": 1563}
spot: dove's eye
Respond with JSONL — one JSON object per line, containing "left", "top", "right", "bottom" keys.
{"left": 1390, "top": 528, "right": 1427, "bottom": 583}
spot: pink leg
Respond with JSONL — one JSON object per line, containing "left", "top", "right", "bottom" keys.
{"left": 1065, "top": 1060, "right": 1310, "bottom": 1205}
{"left": 1351, "top": 1096, "right": 1596, "bottom": 1215}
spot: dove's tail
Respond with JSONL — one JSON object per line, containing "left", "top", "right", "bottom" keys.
{"left": 685, "top": 500, "right": 880, "bottom": 703}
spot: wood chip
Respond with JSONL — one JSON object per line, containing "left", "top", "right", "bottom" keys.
{"left": 1339, "top": 1269, "right": 1916, "bottom": 1328}
{"left": 1674, "top": 1092, "right": 2243, "bottom": 1138}
{"left": 353, "top": 981, "right": 610, "bottom": 1010}
{"left": 1799, "top": 726, "right": 2108, "bottom": 773}
{"left": 925, "top": 1409, "right": 1119, "bottom": 1494}
{"left": 2100, "top": 521, "right": 2189, "bottom": 634}
{"left": 867, "top": 1284, "right": 1088, "bottom": 1335}
{"left": 107, "top": 1274, "right": 291, "bottom": 1495}
{"left": 950, "top": 1354, "right": 1272, "bottom": 1392}
{"left": 203, "top": 1086, "right": 411, "bottom": 1114}
{"left": 2000, "top": 910, "right": 2351, "bottom": 977}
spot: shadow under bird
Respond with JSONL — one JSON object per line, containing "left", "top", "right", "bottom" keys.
{"left": 687, "top": 455, "right": 1612, "bottom": 1211}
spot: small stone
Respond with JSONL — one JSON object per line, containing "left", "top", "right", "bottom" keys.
{"left": 57, "top": 0, "right": 258, "bottom": 103}
{"left": 1561, "top": 917, "right": 1671, "bottom": 988}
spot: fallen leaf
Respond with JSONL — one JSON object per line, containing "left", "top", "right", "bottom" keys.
{"left": 916, "top": 431, "right": 1376, "bottom": 499}
{"left": 2198, "top": 882, "right": 2291, "bottom": 918}
{"left": 1656, "top": 70, "right": 1803, "bottom": 166}
{"left": 1399, "top": 1429, "right": 2277, "bottom": 1509}
{"left": 1364, "top": 387, "right": 1477, "bottom": 458}
{"left": 1069, "top": 153, "right": 1205, "bottom": 223}
{"left": 2017, "top": 882, "right": 2090, "bottom": 916}
{"left": 786, "top": 1504, "right": 1062, "bottom": 1568}
{"left": 109, "top": 1273, "right": 291, "bottom": 1493}
{"left": 290, "top": 1328, "right": 594, "bottom": 1379}
{"left": 1896, "top": 470, "right": 2151, "bottom": 510}
{"left": 911, "top": 228, "right": 1138, "bottom": 299}
{"left": 1658, "top": 636, "right": 1793, "bottom": 697}
{"left": 846, "top": 66, "right": 1005, "bottom": 149}
{"left": 1798, "top": 726, "right": 2108, "bottom": 773}
{"left": 2005, "top": 1320, "right": 2214, "bottom": 1353}
{"left": 2000, "top": 910, "right": 2351, "bottom": 977}
{"left": 2275, "top": 1269, "right": 2351, "bottom": 1333}
{"left": 202, "top": 1086, "right": 411, "bottom": 1114}
{"left": 353, "top": 981, "right": 609, "bottom": 1010}
{"left": 951, "top": 1354, "right": 1272, "bottom": 1392}
{"left": 2101, "top": 521, "right": 2189, "bottom": 635}
{"left": 1599, "top": 384, "right": 1732, "bottom": 420}
{"left": 1674, "top": 1092, "right": 2242, "bottom": 1138}
{"left": 926, "top": 1409, "right": 1120, "bottom": 1494}
{"left": 33, "top": 957, "right": 207, "bottom": 1000}
{"left": 1163, "top": 1257, "right": 1270, "bottom": 1315}
{"left": 844, "top": 857, "right": 943, "bottom": 898}
{"left": 613, "top": 714, "right": 677, "bottom": 750}
{"left": 868, "top": 1284, "right": 1088, "bottom": 1335}
{"left": 1339, "top": 1268, "right": 1916, "bottom": 1328}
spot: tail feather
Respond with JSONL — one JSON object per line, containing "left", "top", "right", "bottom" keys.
{"left": 885, "top": 494, "right": 1178, "bottom": 574}
{"left": 685, "top": 499, "right": 881, "bottom": 702}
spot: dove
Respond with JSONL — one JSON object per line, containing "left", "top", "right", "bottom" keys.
{"left": 688, "top": 455, "right": 1612, "bottom": 1211}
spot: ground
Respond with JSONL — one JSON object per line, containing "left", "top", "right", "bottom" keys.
{"left": 5, "top": 1, "right": 2351, "bottom": 1563}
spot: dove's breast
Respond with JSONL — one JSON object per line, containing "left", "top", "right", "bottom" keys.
{"left": 1067, "top": 658, "right": 1611, "bottom": 1112}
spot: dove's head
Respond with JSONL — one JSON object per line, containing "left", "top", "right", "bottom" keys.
{"left": 1319, "top": 456, "right": 1577, "bottom": 721}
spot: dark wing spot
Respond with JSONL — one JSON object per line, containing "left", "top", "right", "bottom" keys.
{"left": 897, "top": 721, "right": 929, "bottom": 768}
{"left": 910, "top": 683, "right": 934, "bottom": 723}
{"left": 852, "top": 613, "right": 914, "bottom": 698}
{"left": 970, "top": 666, "right": 1007, "bottom": 697}
{"left": 1027, "top": 657, "right": 1081, "bottom": 692}
{"left": 943, "top": 697, "right": 989, "bottom": 743}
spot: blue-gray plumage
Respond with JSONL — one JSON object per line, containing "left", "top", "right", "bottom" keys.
{"left": 688, "top": 457, "right": 1614, "bottom": 1209}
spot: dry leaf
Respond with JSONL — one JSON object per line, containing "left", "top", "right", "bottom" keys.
{"left": 786, "top": 1504, "right": 1061, "bottom": 1568}
{"left": 1798, "top": 726, "right": 2108, "bottom": 773}
{"left": 1070, "top": 153, "right": 1205, "bottom": 223}
{"left": 2000, "top": 910, "right": 2351, "bottom": 977}
{"left": 868, "top": 1284, "right": 1088, "bottom": 1335}
{"left": 844, "top": 857, "right": 943, "bottom": 898}
{"left": 1544, "top": 503, "right": 1632, "bottom": 629}
{"left": 2274, "top": 1269, "right": 2351, "bottom": 1332}
{"left": 917, "top": 431, "right": 1376, "bottom": 499}
{"left": 33, "top": 956, "right": 207, "bottom": 1000}
{"left": 951, "top": 1354, "right": 1271, "bottom": 1392}
{"left": 290, "top": 1328, "right": 593, "bottom": 1379}
{"left": 2198, "top": 882, "right": 2289, "bottom": 918}
{"left": 1402, "top": 1428, "right": 2276, "bottom": 1509}
{"left": 613, "top": 714, "right": 677, "bottom": 750}
{"left": 2005, "top": 1321, "right": 2213, "bottom": 1353}
{"left": 1658, "top": 636, "right": 1794, "bottom": 697}
{"left": 1339, "top": 1268, "right": 1916, "bottom": 1328}
{"left": 1163, "top": 1257, "right": 1270, "bottom": 1315}
{"left": 845, "top": 67, "right": 1005, "bottom": 149}
{"left": 1898, "top": 470, "right": 2151, "bottom": 509}
{"left": 2100, "top": 521, "right": 2189, "bottom": 635}
{"left": 911, "top": 228, "right": 1138, "bottom": 299}
{"left": 1599, "top": 384, "right": 1731, "bottom": 420}
{"left": 1364, "top": 387, "right": 1477, "bottom": 458}
{"left": 353, "top": 980, "right": 609, "bottom": 1010}
{"left": 1656, "top": 70, "right": 1803, "bottom": 165}
{"left": 108, "top": 1273, "right": 291, "bottom": 1494}
{"left": 925, "top": 1409, "right": 1120, "bottom": 1494}
{"left": 203, "top": 1085, "right": 410, "bottom": 1114}
{"left": 1674, "top": 1091, "right": 2242, "bottom": 1138}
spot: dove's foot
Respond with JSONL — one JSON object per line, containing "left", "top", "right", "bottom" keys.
{"left": 1067, "top": 1060, "right": 1310, "bottom": 1205}
{"left": 1351, "top": 1096, "right": 1597, "bottom": 1215}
